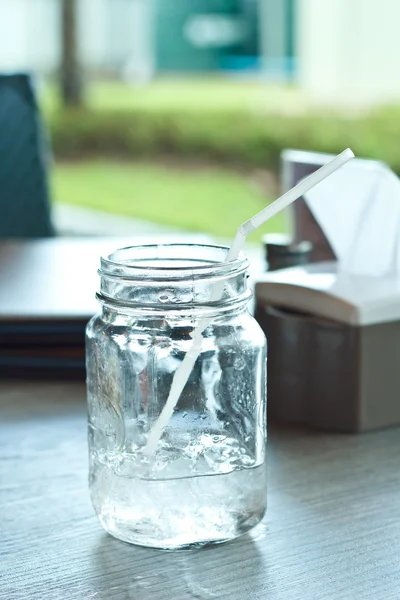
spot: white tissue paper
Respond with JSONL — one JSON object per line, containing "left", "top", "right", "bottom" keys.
{"left": 303, "top": 160, "right": 400, "bottom": 277}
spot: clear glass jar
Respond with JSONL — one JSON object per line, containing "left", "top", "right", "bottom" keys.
{"left": 86, "top": 244, "right": 267, "bottom": 549}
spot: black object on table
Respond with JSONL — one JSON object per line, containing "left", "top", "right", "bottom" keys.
{"left": 262, "top": 233, "right": 313, "bottom": 271}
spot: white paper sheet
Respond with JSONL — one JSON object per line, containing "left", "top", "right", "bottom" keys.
{"left": 304, "top": 161, "right": 400, "bottom": 276}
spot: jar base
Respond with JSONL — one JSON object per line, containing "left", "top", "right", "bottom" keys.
{"left": 98, "top": 509, "right": 266, "bottom": 550}
{"left": 91, "top": 459, "right": 267, "bottom": 550}
{"left": 91, "top": 460, "right": 267, "bottom": 550}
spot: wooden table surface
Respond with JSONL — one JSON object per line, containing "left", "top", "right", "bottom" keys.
{"left": 1, "top": 382, "right": 400, "bottom": 600}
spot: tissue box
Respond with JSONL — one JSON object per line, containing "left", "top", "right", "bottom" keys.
{"left": 255, "top": 262, "right": 400, "bottom": 432}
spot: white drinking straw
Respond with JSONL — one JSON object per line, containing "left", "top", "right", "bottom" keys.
{"left": 144, "top": 148, "right": 355, "bottom": 455}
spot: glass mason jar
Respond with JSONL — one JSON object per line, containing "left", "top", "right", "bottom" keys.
{"left": 86, "top": 244, "right": 267, "bottom": 549}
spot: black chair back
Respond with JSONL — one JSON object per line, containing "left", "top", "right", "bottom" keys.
{"left": 0, "top": 74, "right": 54, "bottom": 238}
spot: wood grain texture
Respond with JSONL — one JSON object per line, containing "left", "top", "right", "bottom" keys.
{"left": 1, "top": 381, "right": 400, "bottom": 599}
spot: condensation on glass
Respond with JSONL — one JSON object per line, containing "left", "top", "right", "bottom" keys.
{"left": 86, "top": 244, "right": 267, "bottom": 549}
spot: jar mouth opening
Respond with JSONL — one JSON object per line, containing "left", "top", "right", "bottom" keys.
{"left": 100, "top": 244, "right": 248, "bottom": 282}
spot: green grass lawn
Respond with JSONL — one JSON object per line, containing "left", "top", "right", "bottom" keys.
{"left": 52, "top": 161, "right": 284, "bottom": 242}
{"left": 43, "top": 78, "right": 305, "bottom": 116}
{"left": 48, "top": 80, "right": 290, "bottom": 240}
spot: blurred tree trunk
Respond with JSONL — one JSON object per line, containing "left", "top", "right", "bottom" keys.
{"left": 60, "top": 0, "right": 83, "bottom": 107}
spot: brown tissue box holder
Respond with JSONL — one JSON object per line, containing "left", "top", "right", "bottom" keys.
{"left": 255, "top": 262, "right": 400, "bottom": 433}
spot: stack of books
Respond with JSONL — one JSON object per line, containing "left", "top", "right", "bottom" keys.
{"left": 0, "top": 320, "right": 87, "bottom": 379}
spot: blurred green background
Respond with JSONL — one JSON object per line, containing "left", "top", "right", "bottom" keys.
{"left": 47, "top": 78, "right": 399, "bottom": 241}
{"left": 5, "top": 0, "right": 398, "bottom": 241}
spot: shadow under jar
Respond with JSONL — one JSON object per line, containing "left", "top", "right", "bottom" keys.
{"left": 86, "top": 244, "right": 267, "bottom": 550}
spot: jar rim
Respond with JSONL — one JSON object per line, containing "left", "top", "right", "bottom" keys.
{"left": 100, "top": 243, "right": 248, "bottom": 282}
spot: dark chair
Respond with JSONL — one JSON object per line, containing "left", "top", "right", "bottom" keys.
{"left": 0, "top": 74, "right": 54, "bottom": 238}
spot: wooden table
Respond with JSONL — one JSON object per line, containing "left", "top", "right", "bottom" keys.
{"left": 2, "top": 383, "right": 400, "bottom": 599}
